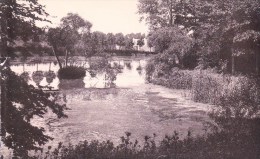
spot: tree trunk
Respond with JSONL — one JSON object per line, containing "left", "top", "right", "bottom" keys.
{"left": 256, "top": 47, "right": 259, "bottom": 76}
{"left": 65, "top": 49, "right": 69, "bottom": 67}
{"left": 0, "top": 16, "right": 8, "bottom": 57}
{"left": 169, "top": 0, "right": 173, "bottom": 26}
{"left": 49, "top": 62, "right": 51, "bottom": 71}
{"left": 231, "top": 55, "right": 235, "bottom": 75}
{"left": 51, "top": 46, "right": 62, "bottom": 69}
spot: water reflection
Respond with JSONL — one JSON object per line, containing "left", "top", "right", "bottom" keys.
{"left": 12, "top": 58, "right": 146, "bottom": 89}
{"left": 59, "top": 79, "right": 85, "bottom": 90}
{"left": 44, "top": 71, "right": 56, "bottom": 85}
{"left": 20, "top": 71, "right": 30, "bottom": 82}
{"left": 32, "top": 71, "right": 44, "bottom": 86}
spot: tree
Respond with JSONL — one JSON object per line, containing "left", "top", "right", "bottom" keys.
{"left": 138, "top": 0, "right": 196, "bottom": 31}
{"left": 137, "top": 38, "right": 145, "bottom": 50}
{"left": 1, "top": 67, "right": 67, "bottom": 157}
{"left": 148, "top": 26, "right": 194, "bottom": 68}
{"left": 115, "top": 33, "right": 125, "bottom": 50}
{"left": 193, "top": 0, "right": 260, "bottom": 74}
{"left": 106, "top": 33, "right": 116, "bottom": 50}
{"left": 125, "top": 38, "right": 134, "bottom": 50}
{"left": 0, "top": 0, "right": 49, "bottom": 57}
{"left": 139, "top": 0, "right": 260, "bottom": 74}
{"left": 0, "top": 1, "right": 68, "bottom": 157}
{"left": 89, "top": 31, "right": 107, "bottom": 54}
{"left": 47, "top": 13, "right": 92, "bottom": 68}
{"left": 147, "top": 38, "right": 153, "bottom": 52}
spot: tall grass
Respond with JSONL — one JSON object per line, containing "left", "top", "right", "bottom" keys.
{"left": 146, "top": 60, "right": 260, "bottom": 118}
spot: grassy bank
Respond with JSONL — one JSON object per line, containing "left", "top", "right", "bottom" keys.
{"left": 146, "top": 61, "right": 260, "bottom": 118}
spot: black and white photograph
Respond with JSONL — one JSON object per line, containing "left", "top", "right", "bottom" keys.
{"left": 0, "top": 0, "right": 260, "bottom": 158}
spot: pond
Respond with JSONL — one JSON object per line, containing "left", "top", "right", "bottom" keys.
{"left": 6, "top": 56, "right": 214, "bottom": 149}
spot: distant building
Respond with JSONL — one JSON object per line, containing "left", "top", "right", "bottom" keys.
{"left": 115, "top": 38, "right": 155, "bottom": 52}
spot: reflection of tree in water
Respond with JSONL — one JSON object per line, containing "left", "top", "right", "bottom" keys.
{"left": 89, "top": 57, "right": 120, "bottom": 88}
{"left": 1, "top": 67, "right": 67, "bottom": 158}
{"left": 136, "top": 60, "right": 143, "bottom": 76}
{"left": 32, "top": 71, "right": 44, "bottom": 86}
{"left": 104, "top": 68, "right": 117, "bottom": 88}
{"left": 89, "top": 57, "right": 110, "bottom": 73}
{"left": 58, "top": 79, "right": 85, "bottom": 90}
{"left": 112, "top": 61, "right": 124, "bottom": 74}
{"left": 125, "top": 62, "right": 132, "bottom": 70}
{"left": 20, "top": 71, "right": 30, "bottom": 82}
{"left": 137, "top": 69, "right": 143, "bottom": 76}
{"left": 44, "top": 71, "right": 56, "bottom": 85}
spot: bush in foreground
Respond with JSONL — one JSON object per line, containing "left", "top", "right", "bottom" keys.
{"left": 33, "top": 121, "right": 260, "bottom": 159}
{"left": 58, "top": 66, "right": 86, "bottom": 79}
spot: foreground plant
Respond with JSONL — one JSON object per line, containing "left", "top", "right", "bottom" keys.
{"left": 1, "top": 67, "right": 68, "bottom": 158}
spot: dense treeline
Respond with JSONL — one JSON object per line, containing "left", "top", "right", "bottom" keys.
{"left": 139, "top": 0, "right": 260, "bottom": 75}
{"left": 1, "top": 12, "right": 147, "bottom": 58}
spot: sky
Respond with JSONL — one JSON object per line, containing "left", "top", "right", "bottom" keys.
{"left": 37, "top": 0, "right": 148, "bottom": 35}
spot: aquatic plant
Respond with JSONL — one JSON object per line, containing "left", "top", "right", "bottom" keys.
{"left": 58, "top": 66, "right": 86, "bottom": 79}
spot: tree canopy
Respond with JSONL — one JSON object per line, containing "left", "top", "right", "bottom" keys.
{"left": 0, "top": 0, "right": 49, "bottom": 56}
{"left": 0, "top": 1, "right": 68, "bottom": 157}
{"left": 138, "top": 0, "right": 260, "bottom": 74}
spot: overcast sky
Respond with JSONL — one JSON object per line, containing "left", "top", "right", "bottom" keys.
{"left": 37, "top": 0, "right": 148, "bottom": 34}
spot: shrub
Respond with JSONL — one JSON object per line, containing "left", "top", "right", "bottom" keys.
{"left": 58, "top": 66, "right": 86, "bottom": 79}
{"left": 35, "top": 123, "right": 260, "bottom": 159}
{"left": 146, "top": 64, "right": 192, "bottom": 89}
{"left": 191, "top": 70, "right": 224, "bottom": 104}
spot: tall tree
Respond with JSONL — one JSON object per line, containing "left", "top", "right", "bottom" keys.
{"left": 139, "top": 0, "right": 260, "bottom": 74}
{"left": 0, "top": 1, "right": 68, "bottom": 158}
{"left": 115, "top": 33, "right": 125, "bottom": 50}
{"left": 138, "top": 0, "right": 196, "bottom": 31}
{"left": 47, "top": 13, "right": 92, "bottom": 68}
{"left": 0, "top": 0, "right": 49, "bottom": 57}
{"left": 106, "top": 33, "right": 116, "bottom": 50}
{"left": 125, "top": 38, "right": 135, "bottom": 50}
{"left": 137, "top": 38, "right": 145, "bottom": 49}
{"left": 193, "top": 0, "right": 260, "bottom": 73}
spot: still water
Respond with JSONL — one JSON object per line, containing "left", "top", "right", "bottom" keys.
{"left": 9, "top": 56, "right": 213, "bottom": 147}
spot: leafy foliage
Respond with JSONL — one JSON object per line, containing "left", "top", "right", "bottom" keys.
{"left": 115, "top": 33, "right": 126, "bottom": 50}
{"left": 1, "top": 67, "right": 67, "bottom": 157}
{"left": 0, "top": 0, "right": 50, "bottom": 56}
{"left": 58, "top": 66, "right": 86, "bottom": 79}
{"left": 139, "top": 0, "right": 260, "bottom": 74}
